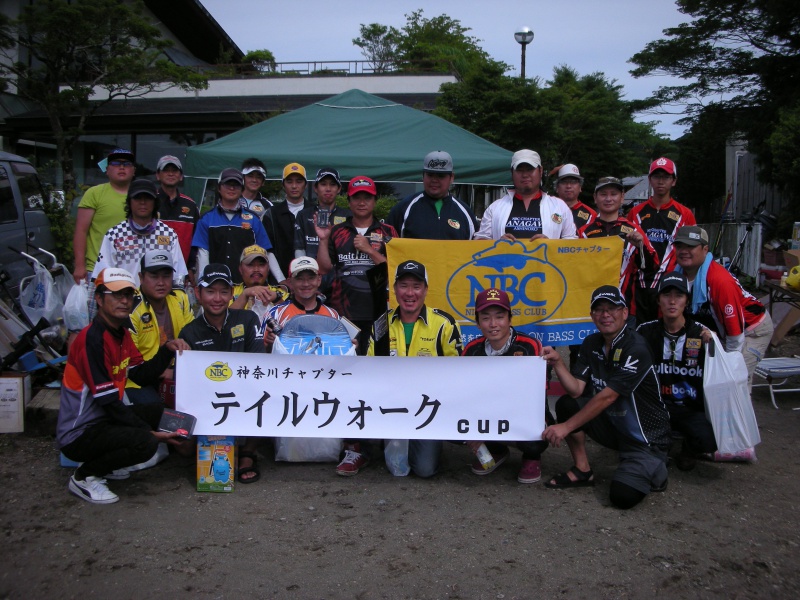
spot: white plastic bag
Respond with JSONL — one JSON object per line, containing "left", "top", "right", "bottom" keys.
{"left": 274, "top": 437, "right": 343, "bottom": 462}
{"left": 702, "top": 332, "right": 761, "bottom": 453}
{"left": 19, "top": 261, "right": 63, "bottom": 325}
{"left": 384, "top": 439, "right": 410, "bottom": 476}
{"left": 63, "top": 281, "right": 91, "bottom": 332}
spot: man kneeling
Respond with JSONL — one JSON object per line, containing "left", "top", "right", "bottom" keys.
{"left": 542, "top": 285, "right": 671, "bottom": 509}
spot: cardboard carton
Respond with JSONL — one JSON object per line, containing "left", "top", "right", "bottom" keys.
{"left": 0, "top": 373, "right": 30, "bottom": 433}
{"left": 196, "top": 435, "right": 235, "bottom": 492}
{"left": 785, "top": 249, "right": 800, "bottom": 269}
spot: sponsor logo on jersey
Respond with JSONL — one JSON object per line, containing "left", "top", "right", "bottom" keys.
{"left": 724, "top": 303, "right": 734, "bottom": 317}
{"left": 231, "top": 324, "right": 244, "bottom": 338}
{"left": 668, "top": 211, "right": 680, "bottom": 221}
{"left": 181, "top": 206, "right": 190, "bottom": 214}
{"left": 620, "top": 225, "right": 634, "bottom": 235}
{"left": 613, "top": 348, "right": 622, "bottom": 362}
{"left": 157, "top": 236, "right": 170, "bottom": 245}
{"left": 656, "top": 362, "right": 703, "bottom": 377}
{"left": 447, "top": 219, "right": 461, "bottom": 229}
{"left": 241, "top": 213, "right": 252, "bottom": 220}
{"left": 205, "top": 361, "right": 232, "bottom": 381}
{"left": 552, "top": 213, "right": 563, "bottom": 224}
{"left": 577, "top": 210, "right": 589, "bottom": 221}
{"left": 241, "top": 223, "right": 251, "bottom": 230}
{"left": 141, "top": 313, "right": 152, "bottom": 323}
{"left": 685, "top": 338, "right": 701, "bottom": 349}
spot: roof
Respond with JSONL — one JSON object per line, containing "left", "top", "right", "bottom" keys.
{"left": 183, "top": 89, "right": 514, "bottom": 189}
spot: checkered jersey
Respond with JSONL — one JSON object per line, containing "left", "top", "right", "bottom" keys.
{"left": 92, "top": 219, "right": 188, "bottom": 287}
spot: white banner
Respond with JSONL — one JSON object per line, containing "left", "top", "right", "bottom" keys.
{"left": 175, "top": 351, "right": 546, "bottom": 441}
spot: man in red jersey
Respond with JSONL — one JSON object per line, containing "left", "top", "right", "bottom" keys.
{"left": 155, "top": 155, "right": 199, "bottom": 278}
{"left": 627, "top": 158, "right": 696, "bottom": 322}
{"left": 555, "top": 163, "right": 596, "bottom": 230}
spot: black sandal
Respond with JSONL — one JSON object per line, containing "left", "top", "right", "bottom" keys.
{"left": 544, "top": 466, "right": 594, "bottom": 489}
{"left": 237, "top": 451, "right": 261, "bottom": 484}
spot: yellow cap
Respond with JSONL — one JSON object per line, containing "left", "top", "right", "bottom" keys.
{"left": 282, "top": 163, "right": 307, "bottom": 180}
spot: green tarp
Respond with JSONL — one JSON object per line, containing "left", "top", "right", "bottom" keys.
{"left": 184, "top": 89, "right": 512, "bottom": 200}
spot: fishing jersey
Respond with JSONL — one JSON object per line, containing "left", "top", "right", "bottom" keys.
{"left": 92, "top": 219, "right": 188, "bottom": 287}
{"left": 294, "top": 203, "right": 351, "bottom": 258}
{"left": 505, "top": 192, "right": 544, "bottom": 236}
{"left": 578, "top": 216, "right": 659, "bottom": 315}
{"left": 262, "top": 297, "right": 340, "bottom": 333}
{"left": 263, "top": 200, "right": 306, "bottom": 282}
{"left": 57, "top": 316, "right": 174, "bottom": 447}
{"left": 689, "top": 260, "right": 766, "bottom": 351}
{"left": 239, "top": 193, "right": 273, "bottom": 219}
{"left": 627, "top": 197, "right": 696, "bottom": 288}
{"left": 573, "top": 325, "right": 671, "bottom": 449}
{"left": 192, "top": 203, "right": 272, "bottom": 284}
{"left": 327, "top": 218, "right": 397, "bottom": 321}
{"left": 231, "top": 283, "right": 289, "bottom": 311}
{"left": 158, "top": 190, "right": 199, "bottom": 264}
{"left": 462, "top": 328, "right": 542, "bottom": 357}
{"left": 179, "top": 309, "right": 264, "bottom": 353}
{"left": 386, "top": 192, "right": 478, "bottom": 240}
{"left": 368, "top": 305, "right": 463, "bottom": 357}
{"left": 637, "top": 318, "right": 706, "bottom": 412}
{"left": 569, "top": 200, "right": 597, "bottom": 230}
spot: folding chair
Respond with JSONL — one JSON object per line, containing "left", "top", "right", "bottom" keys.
{"left": 753, "top": 357, "right": 800, "bottom": 409}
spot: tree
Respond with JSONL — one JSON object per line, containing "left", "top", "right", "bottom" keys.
{"left": 243, "top": 49, "right": 277, "bottom": 73}
{"left": 0, "top": 0, "right": 208, "bottom": 199}
{"left": 629, "top": 0, "right": 800, "bottom": 211}
{"left": 352, "top": 24, "right": 400, "bottom": 73}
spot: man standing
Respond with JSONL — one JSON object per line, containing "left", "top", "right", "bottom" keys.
{"left": 316, "top": 176, "right": 397, "bottom": 355}
{"left": 578, "top": 177, "right": 658, "bottom": 320}
{"left": 92, "top": 179, "right": 188, "bottom": 287}
{"left": 367, "top": 260, "right": 463, "bottom": 478}
{"left": 192, "top": 168, "right": 282, "bottom": 285}
{"left": 57, "top": 268, "right": 190, "bottom": 504}
{"left": 627, "top": 157, "right": 697, "bottom": 322}
{"left": 542, "top": 285, "right": 671, "bottom": 510}
{"left": 474, "top": 150, "right": 576, "bottom": 241}
{"left": 127, "top": 250, "right": 195, "bottom": 406}
{"left": 386, "top": 151, "right": 478, "bottom": 240}
{"left": 263, "top": 163, "right": 308, "bottom": 281}
{"left": 179, "top": 264, "right": 266, "bottom": 483}
{"left": 155, "top": 155, "right": 199, "bottom": 270}
{"left": 230, "top": 245, "right": 286, "bottom": 312}
{"left": 673, "top": 225, "right": 773, "bottom": 386}
{"left": 240, "top": 158, "right": 273, "bottom": 218}
{"left": 73, "top": 148, "right": 136, "bottom": 283}
{"left": 554, "top": 163, "right": 596, "bottom": 230}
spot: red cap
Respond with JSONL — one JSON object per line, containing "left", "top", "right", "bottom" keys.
{"left": 649, "top": 157, "right": 677, "bottom": 177}
{"left": 475, "top": 288, "right": 511, "bottom": 313}
{"left": 347, "top": 176, "right": 377, "bottom": 197}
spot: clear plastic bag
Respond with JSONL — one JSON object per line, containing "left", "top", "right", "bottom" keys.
{"left": 63, "top": 281, "right": 91, "bottom": 332}
{"left": 19, "top": 261, "right": 63, "bottom": 325}
{"left": 702, "top": 333, "right": 761, "bottom": 453}
{"left": 274, "top": 438, "right": 343, "bottom": 462}
{"left": 384, "top": 439, "right": 410, "bottom": 476}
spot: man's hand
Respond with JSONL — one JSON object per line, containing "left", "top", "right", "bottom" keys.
{"left": 166, "top": 339, "right": 191, "bottom": 355}
{"left": 530, "top": 234, "right": 549, "bottom": 241}
{"left": 353, "top": 234, "right": 372, "bottom": 254}
{"left": 244, "top": 285, "right": 277, "bottom": 305}
{"left": 72, "top": 267, "right": 87, "bottom": 285}
{"left": 500, "top": 233, "right": 517, "bottom": 241}
{"left": 625, "top": 229, "right": 644, "bottom": 246}
{"left": 541, "top": 345, "right": 563, "bottom": 366}
{"left": 542, "top": 423, "right": 572, "bottom": 448}
{"left": 152, "top": 430, "right": 182, "bottom": 446}
{"left": 313, "top": 215, "right": 332, "bottom": 241}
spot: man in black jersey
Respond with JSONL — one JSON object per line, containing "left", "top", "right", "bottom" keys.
{"left": 542, "top": 285, "right": 671, "bottom": 509}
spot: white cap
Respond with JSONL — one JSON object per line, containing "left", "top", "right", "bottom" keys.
{"left": 557, "top": 163, "right": 583, "bottom": 183}
{"left": 511, "top": 149, "right": 541, "bottom": 170}
{"left": 289, "top": 256, "right": 319, "bottom": 276}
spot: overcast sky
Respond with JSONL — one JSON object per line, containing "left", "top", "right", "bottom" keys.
{"left": 199, "top": 0, "right": 692, "bottom": 139}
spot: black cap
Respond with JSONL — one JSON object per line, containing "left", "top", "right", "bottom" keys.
{"left": 128, "top": 178, "right": 158, "bottom": 199}
{"left": 590, "top": 285, "right": 627, "bottom": 309}
{"left": 594, "top": 176, "right": 624, "bottom": 193}
{"left": 394, "top": 260, "right": 428, "bottom": 283}
{"left": 218, "top": 168, "right": 244, "bottom": 186}
{"left": 108, "top": 148, "right": 134, "bottom": 161}
{"left": 658, "top": 271, "right": 689, "bottom": 295}
{"left": 198, "top": 264, "right": 233, "bottom": 288}
{"left": 315, "top": 167, "right": 341, "bottom": 185}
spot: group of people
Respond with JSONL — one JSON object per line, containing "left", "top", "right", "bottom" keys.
{"left": 58, "top": 147, "right": 772, "bottom": 509}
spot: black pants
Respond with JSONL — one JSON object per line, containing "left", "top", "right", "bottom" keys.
{"left": 61, "top": 404, "right": 164, "bottom": 479}
{"left": 668, "top": 404, "right": 717, "bottom": 454}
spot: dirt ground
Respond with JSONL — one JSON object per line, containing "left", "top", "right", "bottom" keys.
{"left": 1, "top": 335, "right": 799, "bottom": 600}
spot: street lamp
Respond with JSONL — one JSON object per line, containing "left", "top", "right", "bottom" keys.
{"left": 514, "top": 27, "right": 534, "bottom": 79}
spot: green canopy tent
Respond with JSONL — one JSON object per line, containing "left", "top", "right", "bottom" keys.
{"left": 183, "top": 89, "right": 512, "bottom": 204}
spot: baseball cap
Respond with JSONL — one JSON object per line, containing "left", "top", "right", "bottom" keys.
{"left": 141, "top": 249, "right": 175, "bottom": 273}
{"left": 128, "top": 178, "right": 159, "bottom": 199}
{"left": 557, "top": 163, "right": 583, "bottom": 183}
{"left": 290, "top": 256, "right": 319, "bottom": 277}
{"left": 394, "top": 260, "right": 428, "bottom": 283}
{"left": 511, "top": 149, "right": 541, "bottom": 170}
{"left": 240, "top": 245, "right": 268, "bottom": 265}
{"left": 282, "top": 163, "right": 307, "bottom": 180}
{"left": 475, "top": 288, "right": 511, "bottom": 313}
{"left": 95, "top": 268, "right": 136, "bottom": 292}
{"left": 649, "top": 157, "right": 677, "bottom": 177}
{"left": 218, "top": 168, "right": 244, "bottom": 186}
{"left": 315, "top": 167, "right": 341, "bottom": 185}
{"left": 674, "top": 225, "right": 709, "bottom": 247}
{"left": 107, "top": 148, "right": 134, "bottom": 161}
{"left": 590, "top": 285, "right": 627, "bottom": 309}
{"left": 348, "top": 176, "right": 377, "bottom": 197}
{"left": 198, "top": 264, "right": 233, "bottom": 288}
{"left": 423, "top": 151, "right": 453, "bottom": 174}
{"left": 658, "top": 271, "right": 689, "bottom": 295}
{"left": 594, "top": 176, "right": 624, "bottom": 193}
{"left": 156, "top": 155, "right": 182, "bottom": 172}
{"left": 242, "top": 165, "right": 267, "bottom": 178}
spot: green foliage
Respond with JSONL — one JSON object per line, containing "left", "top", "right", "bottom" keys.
{"left": 353, "top": 24, "right": 400, "bottom": 73}
{"left": 333, "top": 195, "right": 396, "bottom": 222}
{"left": 0, "top": 0, "right": 208, "bottom": 197}
{"left": 243, "top": 49, "right": 277, "bottom": 73}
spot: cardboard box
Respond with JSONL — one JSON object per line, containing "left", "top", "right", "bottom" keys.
{"left": 0, "top": 373, "right": 31, "bottom": 433}
{"left": 196, "top": 435, "right": 235, "bottom": 493}
{"left": 785, "top": 249, "right": 800, "bottom": 269}
{"left": 791, "top": 222, "right": 800, "bottom": 250}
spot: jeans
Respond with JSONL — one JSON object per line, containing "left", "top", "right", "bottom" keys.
{"left": 408, "top": 439, "right": 442, "bottom": 478}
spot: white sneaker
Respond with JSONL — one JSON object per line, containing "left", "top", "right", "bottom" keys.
{"left": 68, "top": 475, "right": 119, "bottom": 504}
{"left": 104, "top": 468, "right": 130, "bottom": 480}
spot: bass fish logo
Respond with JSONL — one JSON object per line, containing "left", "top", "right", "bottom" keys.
{"left": 445, "top": 240, "right": 567, "bottom": 326}
{"left": 205, "top": 361, "right": 233, "bottom": 381}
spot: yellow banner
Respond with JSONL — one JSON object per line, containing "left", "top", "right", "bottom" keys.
{"left": 386, "top": 237, "right": 623, "bottom": 346}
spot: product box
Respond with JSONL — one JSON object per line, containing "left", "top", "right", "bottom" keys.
{"left": 0, "top": 373, "right": 31, "bottom": 433}
{"left": 158, "top": 408, "right": 196, "bottom": 438}
{"left": 197, "top": 435, "right": 235, "bottom": 493}
{"left": 791, "top": 222, "right": 800, "bottom": 250}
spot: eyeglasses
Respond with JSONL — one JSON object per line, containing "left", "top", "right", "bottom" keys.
{"left": 591, "top": 305, "right": 624, "bottom": 316}
{"left": 103, "top": 290, "right": 136, "bottom": 300}
{"left": 108, "top": 160, "right": 134, "bottom": 168}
